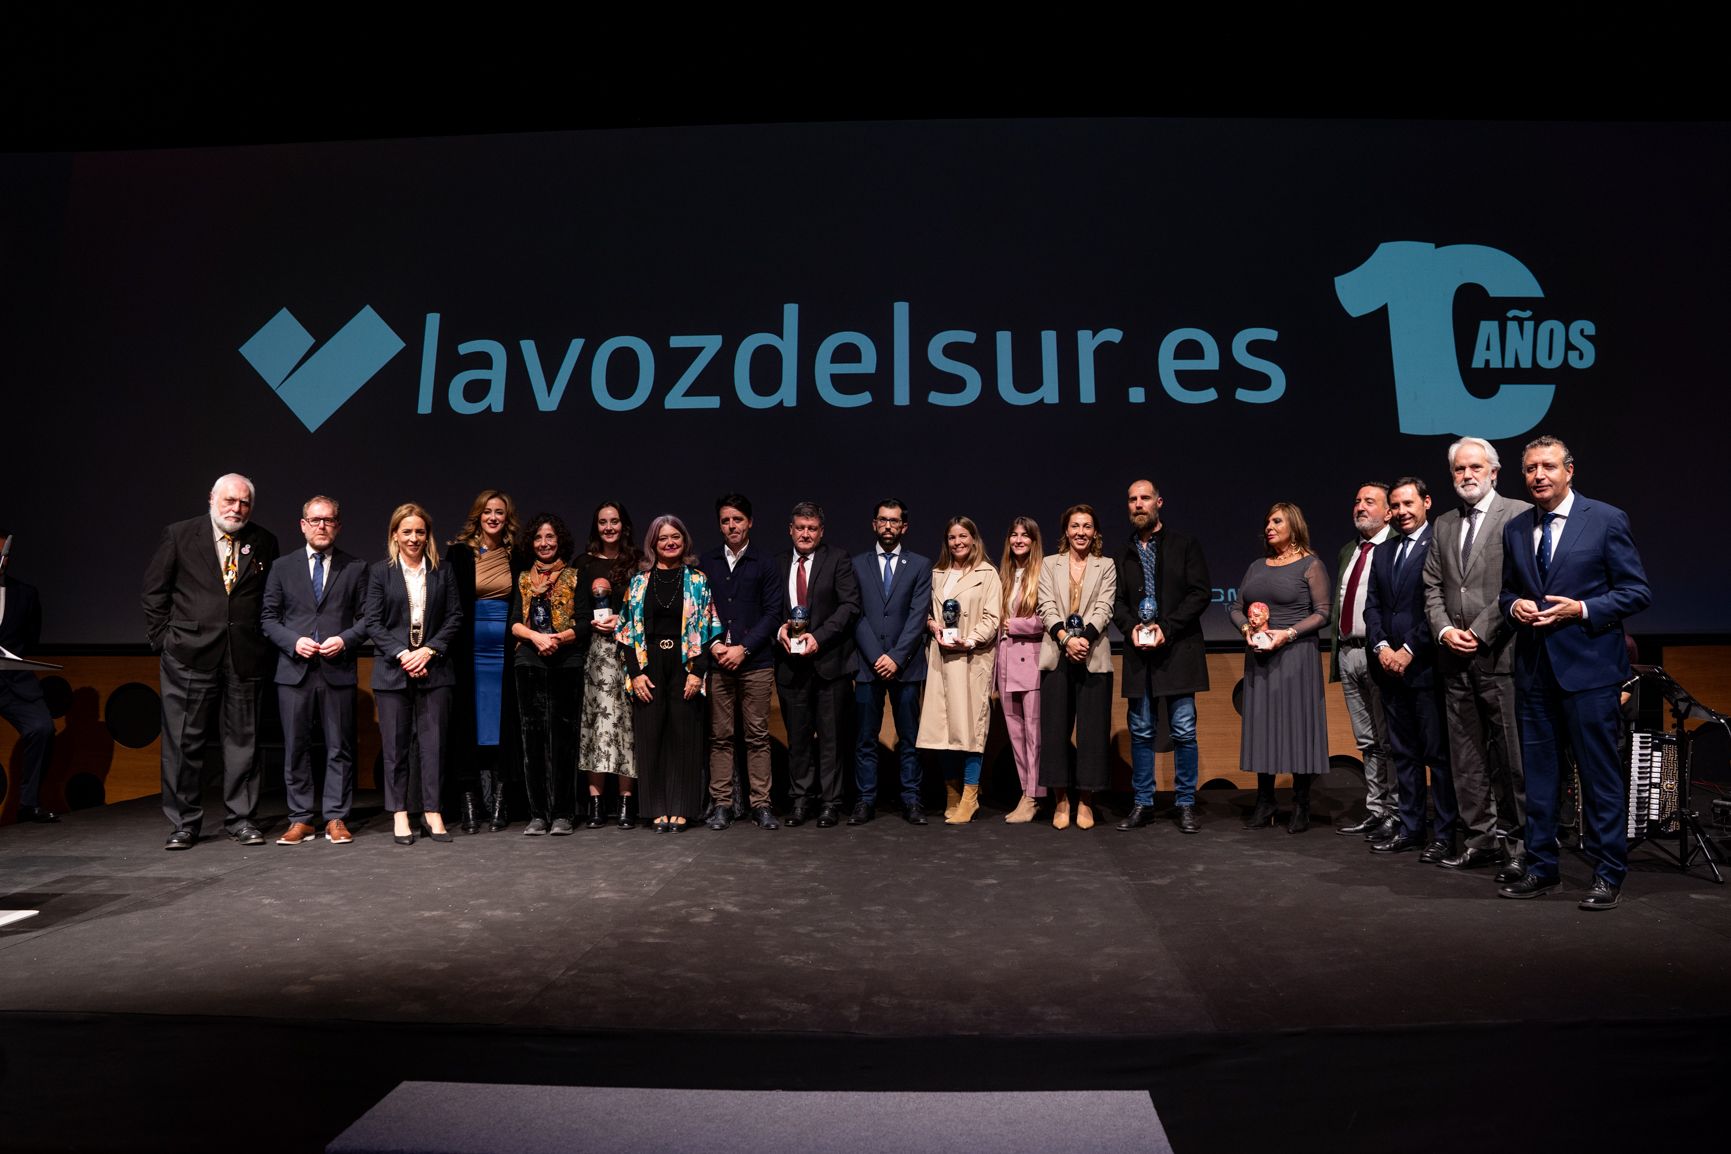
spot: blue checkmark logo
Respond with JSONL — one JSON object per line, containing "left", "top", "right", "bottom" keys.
{"left": 239, "top": 306, "right": 406, "bottom": 432}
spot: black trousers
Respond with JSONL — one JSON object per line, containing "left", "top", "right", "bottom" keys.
{"left": 777, "top": 665, "right": 849, "bottom": 806}
{"left": 0, "top": 676, "right": 53, "bottom": 809}
{"left": 633, "top": 644, "right": 707, "bottom": 818}
{"left": 158, "top": 649, "right": 260, "bottom": 836}
{"left": 1039, "top": 662, "right": 1113, "bottom": 791}
{"left": 377, "top": 682, "right": 451, "bottom": 814}
{"left": 276, "top": 667, "right": 357, "bottom": 825}
{"left": 516, "top": 663, "right": 582, "bottom": 821}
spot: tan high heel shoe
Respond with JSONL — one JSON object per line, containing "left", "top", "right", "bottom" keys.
{"left": 1051, "top": 789, "right": 1071, "bottom": 830}
{"left": 1004, "top": 794, "right": 1039, "bottom": 823}
{"left": 943, "top": 780, "right": 964, "bottom": 821}
{"left": 1075, "top": 792, "right": 1095, "bottom": 830}
{"left": 946, "top": 784, "right": 980, "bottom": 825}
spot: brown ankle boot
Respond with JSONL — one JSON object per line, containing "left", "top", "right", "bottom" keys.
{"left": 946, "top": 784, "right": 980, "bottom": 825}
{"left": 1004, "top": 794, "right": 1038, "bottom": 823}
{"left": 943, "top": 780, "right": 964, "bottom": 821}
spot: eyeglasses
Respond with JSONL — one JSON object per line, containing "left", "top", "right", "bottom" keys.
{"left": 303, "top": 518, "right": 338, "bottom": 527}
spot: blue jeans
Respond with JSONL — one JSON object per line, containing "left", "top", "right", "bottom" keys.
{"left": 1127, "top": 693, "right": 1198, "bottom": 807}
{"left": 854, "top": 679, "right": 923, "bottom": 807}
{"left": 943, "top": 750, "right": 983, "bottom": 785}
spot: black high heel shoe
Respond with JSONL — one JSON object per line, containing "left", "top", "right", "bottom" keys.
{"left": 1243, "top": 799, "right": 1277, "bottom": 829}
{"left": 418, "top": 821, "right": 454, "bottom": 844}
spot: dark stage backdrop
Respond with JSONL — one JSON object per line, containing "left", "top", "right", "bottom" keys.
{"left": 2, "top": 118, "right": 1724, "bottom": 644}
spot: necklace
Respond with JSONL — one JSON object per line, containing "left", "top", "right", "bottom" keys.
{"left": 652, "top": 566, "right": 682, "bottom": 610}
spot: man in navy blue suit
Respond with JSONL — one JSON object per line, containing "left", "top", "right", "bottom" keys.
{"left": 260, "top": 496, "right": 370, "bottom": 846}
{"left": 1498, "top": 435, "right": 1651, "bottom": 910}
{"left": 1365, "top": 477, "right": 1457, "bottom": 862}
{"left": 849, "top": 499, "right": 933, "bottom": 826}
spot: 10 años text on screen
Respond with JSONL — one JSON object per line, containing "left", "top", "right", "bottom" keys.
{"left": 415, "top": 303, "right": 1284, "bottom": 414}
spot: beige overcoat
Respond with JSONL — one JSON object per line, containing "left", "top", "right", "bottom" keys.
{"left": 1036, "top": 552, "right": 1117, "bottom": 674}
{"left": 914, "top": 559, "right": 1002, "bottom": 752}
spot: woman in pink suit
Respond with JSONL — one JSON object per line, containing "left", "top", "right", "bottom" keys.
{"left": 995, "top": 517, "right": 1046, "bottom": 822}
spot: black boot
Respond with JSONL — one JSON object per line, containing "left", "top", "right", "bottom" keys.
{"left": 460, "top": 791, "right": 482, "bottom": 835}
{"left": 586, "top": 793, "right": 610, "bottom": 829}
{"left": 617, "top": 793, "right": 638, "bottom": 830}
{"left": 1244, "top": 774, "right": 1277, "bottom": 828}
{"left": 487, "top": 779, "right": 509, "bottom": 832}
{"left": 1288, "top": 776, "right": 1312, "bottom": 834}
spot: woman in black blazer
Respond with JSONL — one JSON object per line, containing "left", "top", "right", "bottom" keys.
{"left": 366, "top": 502, "right": 463, "bottom": 845}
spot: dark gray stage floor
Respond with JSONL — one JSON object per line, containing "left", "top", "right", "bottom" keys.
{"left": 3, "top": 788, "right": 1729, "bottom": 1152}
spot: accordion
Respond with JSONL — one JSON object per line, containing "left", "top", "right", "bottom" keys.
{"left": 1626, "top": 731, "right": 1679, "bottom": 838}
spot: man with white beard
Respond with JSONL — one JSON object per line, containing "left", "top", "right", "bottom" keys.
{"left": 1421, "top": 438, "right": 1532, "bottom": 875}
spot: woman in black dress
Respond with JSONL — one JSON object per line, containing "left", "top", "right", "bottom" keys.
{"left": 618, "top": 514, "right": 722, "bottom": 832}
{"left": 1227, "top": 502, "right": 1332, "bottom": 833}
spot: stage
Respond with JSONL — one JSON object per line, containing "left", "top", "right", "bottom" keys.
{"left": 2, "top": 785, "right": 1727, "bottom": 1153}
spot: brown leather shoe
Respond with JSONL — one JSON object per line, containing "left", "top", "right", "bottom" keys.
{"left": 324, "top": 819, "right": 354, "bottom": 844}
{"left": 276, "top": 822, "right": 318, "bottom": 846}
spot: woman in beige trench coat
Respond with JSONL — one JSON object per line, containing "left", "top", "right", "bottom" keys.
{"left": 915, "top": 516, "right": 1002, "bottom": 824}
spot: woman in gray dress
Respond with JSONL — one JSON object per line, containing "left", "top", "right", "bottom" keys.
{"left": 1227, "top": 502, "right": 1332, "bottom": 833}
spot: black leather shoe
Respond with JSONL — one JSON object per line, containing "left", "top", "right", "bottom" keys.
{"left": 1243, "top": 799, "right": 1277, "bottom": 829}
{"left": 752, "top": 807, "right": 780, "bottom": 830}
{"left": 1494, "top": 854, "right": 1528, "bottom": 885}
{"left": 585, "top": 798, "right": 609, "bottom": 830}
{"left": 617, "top": 796, "right": 638, "bottom": 831}
{"left": 165, "top": 830, "right": 195, "bottom": 851}
{"left": 847, "top": 801, "right": 875, "bottom": 826}
{"left": 1418, "top": 838, "right": 1453, "bottom": 865}
{"left": 18, "top": 806, "right": 61, "bottom": 824}
{"left": 460, "top": 792, "right": 482, "bottom": 835}
{"left": 230, "top": 826, "right": 265, "bottom": 846}
{"left": 1440, "top": 846, "right": 1500, "bottom": 870}
{"left": 1337, "top": 813, "right": 1382, "bottom": 835}
{"left": 903, "top": 803, "right": 928, "bottom": 826}
{"left": 784, "top": 802, "right": 812, "bottom": 828}
{"left": 1578, "top": 878, "right": 1622, "bottom": 911}
{"left": 1371, "top": 834, "right": 1423, "bottom": 854}
{"left": 1287, "top": 806, "right": 1311, "bottom": 834}
{"left": 706, "top": 805, "right": 734, "bottom": 831}
{"left": 426, "top": 828, "right": 454, "bottom": 843}
{"left": 1365, "top": 816, "right": 1400, "bottom": 843}
{"left": 1498, "top": 872, "right": 1559, "bottom": 899}
{"left": 1116, "top": 804, "right": 1156, "bottom": 831}
{"left": 1175, "top": 805, "right": 1200, "bottom": 834}
{"left": 816, "top": 804, "right": 841, "bottom": 828}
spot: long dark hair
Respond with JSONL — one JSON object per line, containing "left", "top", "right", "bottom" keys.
{"left": 586, "top": 500, "right": 640, "bottom": 591}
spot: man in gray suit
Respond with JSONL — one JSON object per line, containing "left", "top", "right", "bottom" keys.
{"left": 1330, "top": 483, "right": 1396, "bottom": 841}
{"left": 260, "top": 496, "right": 370, "bottom": 846}
{"left": 1422, "top": 437, "right": 1531, "bottom": 874}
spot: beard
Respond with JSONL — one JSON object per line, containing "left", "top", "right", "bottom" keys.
{"left": 1455, "top": 479, "right": 1485, "bottom": 503}
{"left": 213, "top": 512, "right": 248, "bottom": 533}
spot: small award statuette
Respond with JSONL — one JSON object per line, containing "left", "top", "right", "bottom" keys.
{"left": 530, "top": 593, "right": 553, "bottom": 634}
{"left": 1247, "top": 601, "right": 1274, "bottom": 652}
{"left": 1065, "top": 613, "right": 1085, "bottom": 640}
{"left": 591, "top": 579, "right": 613, "bottom": 623}
{"left": 788, "top": 605, "right": 811, "bottom": 654}
{"left": 941, "top": 598, "right": 962, "bottom": 645}
{"left": 1135, "top": 596, "right": 1159, "bottom": 646}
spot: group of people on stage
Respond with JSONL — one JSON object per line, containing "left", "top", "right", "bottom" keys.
{"left": 131, "top": 430, "right": 1651, "bottom": 910}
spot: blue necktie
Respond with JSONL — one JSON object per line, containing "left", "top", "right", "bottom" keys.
{"left": 311, "top": 552, "right": 326, "bottom": 642}
{"left": 1392, "top": 535, "right": 1411, "bottom": 579}
{"left": 882, "top": 553, "right": 894, "bottom": 597}
{"left": 1536, "top": 512, "right": 1558, "bottom": 580}
{"left": 1138, "top": 537, "right": 1158, "bottom": 616}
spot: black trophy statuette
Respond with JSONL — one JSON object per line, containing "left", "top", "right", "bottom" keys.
{"left": 942, "top": 598, "right": 962, "bottom": 644}
{"left": 788, "top": 605, "right": 811, "bottom": 654}
{"left": 530, "top": 593, "right": 553, "bottom": 634}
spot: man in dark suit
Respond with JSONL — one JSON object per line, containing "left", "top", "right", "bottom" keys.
{"left": 1112, "top": 480, "right": 1212, "bottom": 834}
{"left": 142, "top": 473, "right": 281, "bottom": 849}
{"left": 1365, "top": 477, "right": 1457, "bottom": 861}
{"left": 1329, "top": 483, "right": 1397, "bottom": 841}
{"left": 0, "top": 529, "right": 57, "bottom": 823}
{"left": 1422, "top": 437, "right": 1532, "bottom": 873}
{"left": 1498, "top": 435, "right": 1651, "bottom": 910}
{"left": 260, "top": 495, "right": 369, "bottom": 846}
{"left": 774, "top": 500, "right": 861, "bottom": 828}
{"left": 850, "top": 499, "right": 933, "bottom": 826}
{"left": 698, "top": 493, "right": 784, "bottom": 831}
